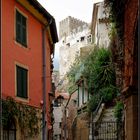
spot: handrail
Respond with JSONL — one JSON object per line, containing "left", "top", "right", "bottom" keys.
{"left": 93, "top": 96, "right": 103, "bottom": 118}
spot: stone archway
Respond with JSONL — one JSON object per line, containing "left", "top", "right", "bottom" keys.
{"left": 3, "top": 120, "right": 16, "bottom": 140}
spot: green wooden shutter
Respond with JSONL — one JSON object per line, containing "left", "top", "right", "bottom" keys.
{"left": 16, "top": 11, "right": 22, "bottom": 42}
{"left": 22, "top": 68, "right": 28, "bottom": 98}
{"left": 16, "top": 66, "right": 28, "bottom": 98}
{"left": 16, "top": 10, "right": 27, "bottom": 46}
{"left": 21, "top": 16, "right": 27, "bottom": 46}
{"left": 17, "top": 66, "right": 22, "bottom": 97}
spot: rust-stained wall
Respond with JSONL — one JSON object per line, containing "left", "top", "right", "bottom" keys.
{"left": 124, "top": 94, "right": 138, "bottom": 140}
{"left": 123, "top": 0, "right": 138, "bottom": 139}
{"left": 123, "top": 0, "right": 138, "bottom": 88}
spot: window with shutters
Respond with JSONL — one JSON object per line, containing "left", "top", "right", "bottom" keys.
{"left": 16, "top": 65, "right": 28, "bottom": 99}
{"left": 16, "top": 10, "right": 27, "bottom": 47}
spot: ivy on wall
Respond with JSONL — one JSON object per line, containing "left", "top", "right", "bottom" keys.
{"left": 114, "top": 101, "right": 124, "bottom": 123}
{"left": 2, "top": 97, "right": 40, "bottom": 137}
{"left": 104, "top": 0, "right": 125, "bottom": 90}
{"left": 104, "top": 0, "right": 125, "bottom": 41}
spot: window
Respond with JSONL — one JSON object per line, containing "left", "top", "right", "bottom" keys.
{"left": 73, "top": 99, "right": 77, "bottom": 106}
{"left": 54, "top": 135, "right": 57, "bottom": 140}
{"left": 59, "top": 134, "right": 61, "bottom": 139}
{"left": 81, "top": 36, "right": 85, "bottom": 42}
{"left": 87, "top": 34, "right": 92, "bottom": 43}
{"left": 59, "top": 122, "right": 62, "bottom": 128}
{"left": 16, "top": 65, "right": 28, "bottom": 99}
{"left": 16, "top": 10, "right": 27, "bottom": 47}
{"left": 66, "top": 43, "right": 70, "bottom": 47}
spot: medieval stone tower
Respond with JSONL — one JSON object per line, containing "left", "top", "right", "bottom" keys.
{"left": 59, "top": 16, "right": 88, "bottom": 39}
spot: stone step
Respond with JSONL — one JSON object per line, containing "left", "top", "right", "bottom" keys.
{"left": 103, "top": 109, "right": 114, "bottom": 115}
{"left": 102, "top": 113, "right": 115, "bottom": 118}
{"left": 100, "top": 107, "right": 116, "bottom": 122}
{"left": 89, "top": 106, "right": 118, "bottom": 140}
{"left": 95, "top": 122, "right": 117, "bottom": 127}
{"left": 101, "top": 117, "right": 116, "bottom": 122}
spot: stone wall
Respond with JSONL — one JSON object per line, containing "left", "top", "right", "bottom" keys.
{"left": 124, "top": 94, "right": 138, "bottom": 140}
{"left": 59, "top": 16, "right": 88, "bottom": 39}
{"left": 67, "top": 99, "right": 77, "bottom": 140}
{"left": 72, "top": 112, "right": 90, "bottom": 140}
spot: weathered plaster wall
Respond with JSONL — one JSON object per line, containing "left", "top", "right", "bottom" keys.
{"left": 123, "top": 0, "right": 138, "bottom": 139}
{"left": 124, "top": 0, "right": 138, "bottom": 88}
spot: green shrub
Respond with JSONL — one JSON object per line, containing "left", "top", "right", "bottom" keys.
{"left": 87, "top": 94, "right": 100, "bottom": 113}
{"left": 67, "top": 47, "right": 117, "bottom": 113}
{"left": 114, "top": 101, "right": 124, "bottom": 123}
{"left": 100, "top": 85, "right": 117, "bottom": 103}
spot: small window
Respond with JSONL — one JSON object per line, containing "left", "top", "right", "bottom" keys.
{"left": 73, "top": 99, "right": 77, "bottom": 106}
{"left": 16, "top": 10, "right": 27, "bottom": 47}
{"left": 16, "top": 65, "right": 28, "bottom": 99}
{"left": 81, "top": 36, "right": 85, "bottom": 42}
{"left": 66, "top": 43, "right": 70, "bottom": 47}
{"left": 54, "top": 135, "right": 57, "bottom": 140}
{"left": 59, "top": 122, "right": 62, "bottom": 128}
{"left": 87, "top": 34, "right": 92, "bottom": 43}
{"left": 59, "top": 134, "right": 61, "bottom": 139}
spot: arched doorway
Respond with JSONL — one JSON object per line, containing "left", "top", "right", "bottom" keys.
{"left": 3, "top": 120, "right": 16, "bottom": 140}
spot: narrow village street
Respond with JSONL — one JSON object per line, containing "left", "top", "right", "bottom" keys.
{"left": 0, "top": 0, "right": 138, "bottom": 140}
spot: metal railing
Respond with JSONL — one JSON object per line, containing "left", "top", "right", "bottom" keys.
{"left": 93, "top": 121, "right": 118, "bottom": 140}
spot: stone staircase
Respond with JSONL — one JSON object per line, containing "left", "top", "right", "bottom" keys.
{"left": 89, "top": 106, "right": 118, "bottom": 140}
{"left": 101, "top": 107, "right": 116, "bottom": 122}
{"left": 94, "top": 107, "right": 117, "bottom": 140}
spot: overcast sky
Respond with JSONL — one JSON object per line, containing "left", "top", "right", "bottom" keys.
{"left": 37, "top": 0, "right": 103, "bottom": 70}
{"left": 37, "top": 0, "right": 103, "bottom": 30}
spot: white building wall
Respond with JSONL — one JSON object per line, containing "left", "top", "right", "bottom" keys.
{"left": 59, "top": 24, "right": 92, "bottom": 79}
{"left": 84, "top": 88, "right": 88, "bottom": 104}
{"left": 53, "top": 106, "right": 63, "bottom": 140}
{"left": 94, "top": 2, "right": 110, "bottom": 48}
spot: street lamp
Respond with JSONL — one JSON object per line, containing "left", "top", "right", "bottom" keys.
{"left": 57, "top": 95, "right": 64, "bottom": 106}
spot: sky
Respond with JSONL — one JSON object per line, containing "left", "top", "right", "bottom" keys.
{"left": 37, "top": 0, "right": 103, "bottom": 70}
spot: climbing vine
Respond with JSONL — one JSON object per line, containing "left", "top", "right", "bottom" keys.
{"left": 104, "top": 0, "right": 125, "bottom": 41}
{"left": 104, "top": 0, "right": 125, "bottom": 90}
{"left": 2, "top": 97, "right": 41, "bottom": 137}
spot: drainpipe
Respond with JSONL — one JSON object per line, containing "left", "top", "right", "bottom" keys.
{"left": 78, "top": 85, "right": 79, "bottom": 107}
{"left": 0, "top": 0, "right": 2, "bottom": 139}
{"left": 82, "top": 80, "right": 84, "bottom": 104}
{"left": 42, "top": 19, "right": 52, "bottom": 140}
